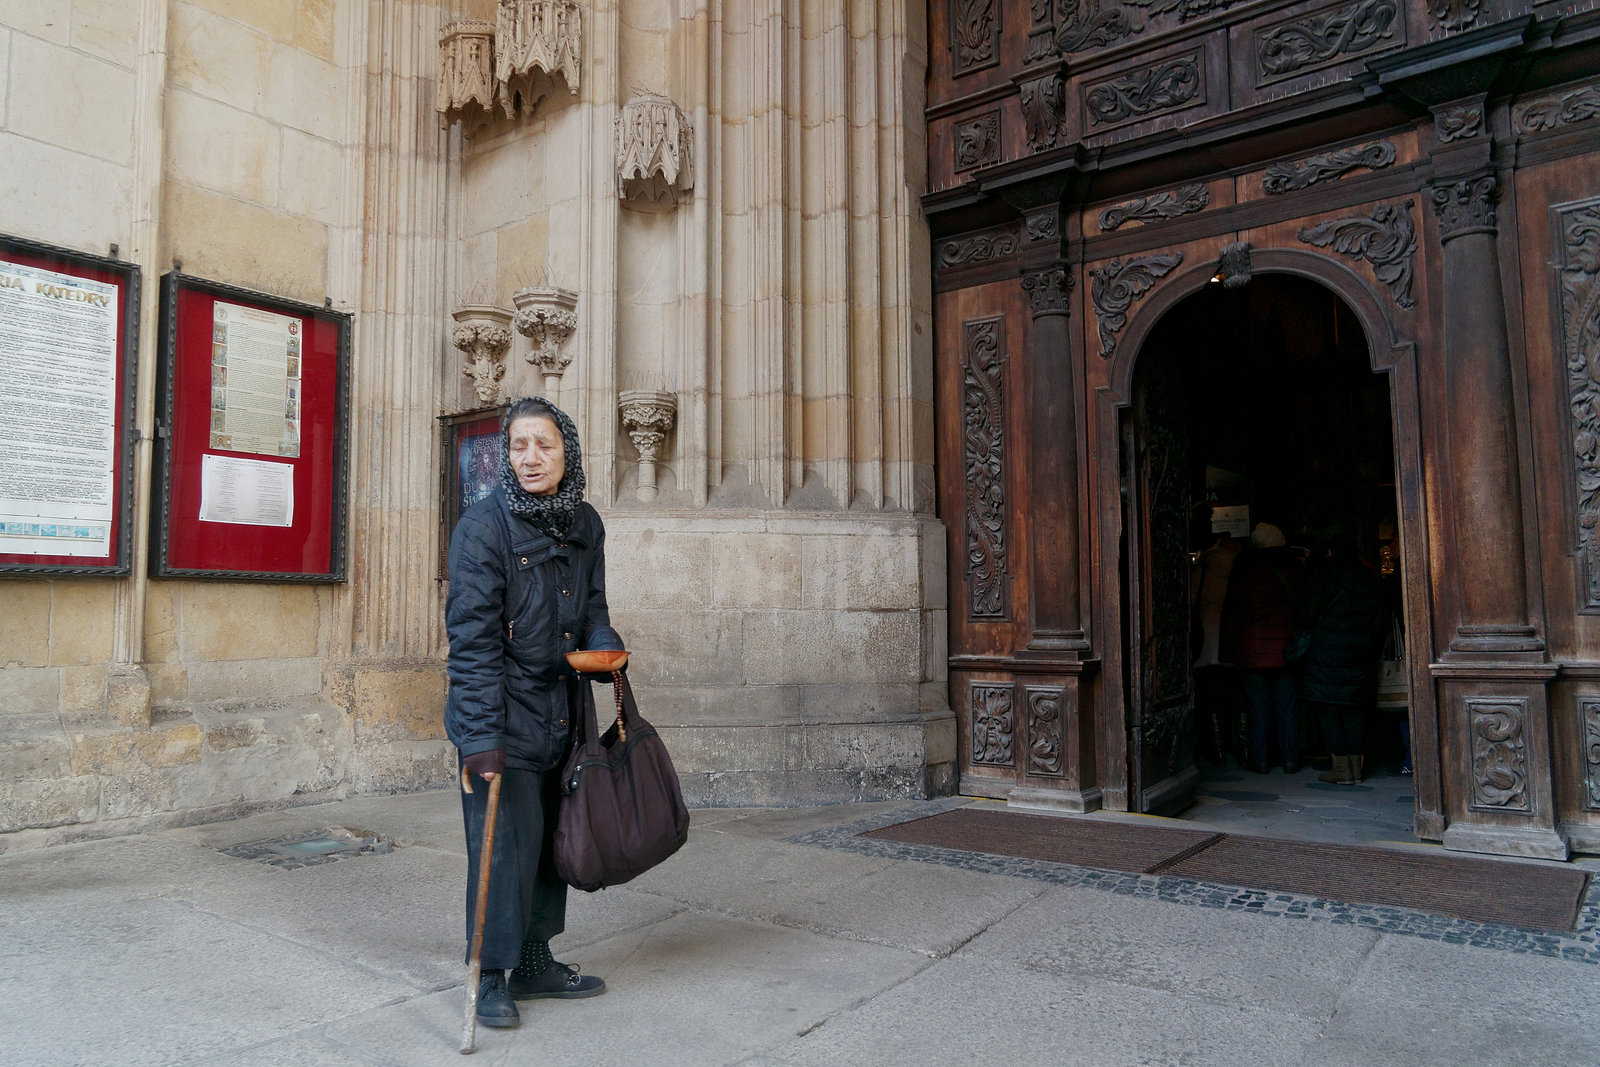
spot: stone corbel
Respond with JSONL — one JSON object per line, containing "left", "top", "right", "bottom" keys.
{"left": 496, "top": 0, "right": 582, "bottom": 118}
{"left": 512, "top": 286, "right": 579, "bottom": 391}
{"left": 618, "top": 390, "right": 677, "bottom": 502}
{"left": 450, "top": 304, "right": 514, "bottom": 406}
{"left": 436, "top": 20, "right": 497, "bottom": 131}
{"left": 616, "top": 93, "right": 695, "bottom": 208}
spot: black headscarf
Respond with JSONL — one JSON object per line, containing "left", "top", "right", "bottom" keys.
{"left": 500, "top": 396, "right": 586, "bottom": 540}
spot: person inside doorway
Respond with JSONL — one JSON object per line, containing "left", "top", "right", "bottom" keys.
{"left": 1296, "top": 525, "right": 1385, "bottom": 784}
{"left": 1221, "top": 522, "right": 1303, "bottom": 773}
{"left": 1191, "top": 530, "right": 1244, "bottom": 763}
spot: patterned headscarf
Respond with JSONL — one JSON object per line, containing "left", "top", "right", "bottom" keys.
{"left": 500, "top": 396, "right": 586, "bottom": 539}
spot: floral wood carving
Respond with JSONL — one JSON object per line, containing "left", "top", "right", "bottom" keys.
{"left": 1555, "top": 200, "right": 1600, "bottom": 611}
{"left": 436, "top": 20, "right": 497, "bottom": 131}
{"left": 1085, "top": 54, "right": 1202, "bottom": 128}
{"left": 1582, "top": 697, "right": 1600, "bottom": 809}
{"left": 955, "top": 110, "right": 1001, "bottom": 172}
{"left": 1054, "top": 0, "right": 1138, "bottom": 54}
{"left": 512, "top": 285, "right": 579, "bottom": 390}
{"left": 963, "top": 317, "right": 1010, "bottom": 618}
{"left": 1515, "top": 83, "right": 1600, "bottom": 135}
{"left": 1262, "top": 142, "right": 1395, "bottom": 194}
{"left": 1467, "top": 698, "right": 1530, "bottom": 812}
{"left": 1218, "top": 242, "right": 1252, "bottom": 289}
{"left": 616, "top": 93, "right": 694, "bottom": 207}
{"left": 1296, "top": 201, "right": 1417, "bottom": 309}
{"left": 971, "top": 683, "right": 1015, "bottom": 766}
{"left": 1020, "top": 72, "right": 1067, "bottom": 152}
{"left": 1090, "top": 253, "right": 1183, "bottom": 358}
{"left": 1427, "top": 0, "right": 1481, "bottom": 33}
{"left": 618, "top": 390, "right": 676, "bottom": 502}
{"left": 1429, "top": 174, "right": 1498, "bottom": 241}
{"left": 450, "top": 305, "right": 514, "bottom": 406}
{"left": 1027, "top": 687, "right": 1065, "bottom": 776}
{"left": 1022, "top": 265, "right": 1073, "bottom": 317}
{"left": 495, "top": 0, "right": 581, "bottom": 118}
{"left": 1435, "top": 103, "right": 1484, "bottom": 142}
{"left": 1026, "top": 0, "right": 1057, "bottom": 62}
{"left": 939, "top": 227, "right": 1020, "bottom": 269}
{"left": 1256, "top": 0, "right": 1399, "bottom": 82}
{"left": 951, "top": 0, "right": 1001, "bottom": 74}
{"left": 1026, "top": 209, "right": 1061, "bottom": 243}
{"left": 1098, "top": 183, "right": 1209, "bottom": 231}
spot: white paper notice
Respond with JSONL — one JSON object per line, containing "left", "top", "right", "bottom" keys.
{"left": 199, "top": 454, "right": 295, "bottom": 527}
{"left": 211, "top": 300, "right": 300, "bottom": 458}
{"left": 0, "top": 258, "right": 119, "bottom": 557}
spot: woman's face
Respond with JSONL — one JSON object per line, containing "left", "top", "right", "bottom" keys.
{"left": 508, "top": 414, "right": 565, "bottom": 497}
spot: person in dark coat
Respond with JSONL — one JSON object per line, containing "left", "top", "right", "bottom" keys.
{"left": 445, "top": 396, "right": 622, "bottom": 1029}
{"left": 1296, "top": 526, "right": 1385, "bottom": 784}
{"left": 1221, "top": 522, "right": 1302, "bottom": 773}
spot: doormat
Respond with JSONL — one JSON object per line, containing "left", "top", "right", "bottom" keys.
{"left": 861, "top": 808, "right": 1591, "bottom": 932}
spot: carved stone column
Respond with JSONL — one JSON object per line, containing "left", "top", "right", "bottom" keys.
{"left": 450, "top": 304, "right": 513, "bottom": 407}
{"left": 1430, "top": 172, "right": 1541, "bottom": 656}
{"left": 511, "top": 285, "right": 578, "bottom": 392}
{"left": 618, "top": 390, "right": 677, "bottom": 502}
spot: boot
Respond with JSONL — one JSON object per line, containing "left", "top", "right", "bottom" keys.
{"left": 1319, "top": 755, "right": 1350, "bottom": 784}
{"left": 508, "top": 938, "right": 606, "bottom": 1000}
{"left": 1347, "top": 754, "right": 1365, "bottom": 784}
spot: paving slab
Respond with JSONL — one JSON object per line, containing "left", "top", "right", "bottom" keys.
{"left": 320, "top": 910, "right": 932, "bottom": 1067}
{"left": 0, "top": 896, "right": 415, "bottom": 1067}
{"left": 0, "top": 832, "right": 280, "bottom": 905}
{"left": 960, "top": 883, "right": 1381, "bottom": 1020}
{"left": 185, "top": 1033, "right": 398, "bottom": 1067}
{"left": 1318, "top": 933, "right": 1600, "bottom": 1066}
{"left": 759, "top": 952, "right": 1323, "bottom": 1067}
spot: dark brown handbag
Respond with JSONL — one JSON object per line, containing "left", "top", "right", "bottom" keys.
{"left": 554, "top": 672, "right": 690, "bottom": 892}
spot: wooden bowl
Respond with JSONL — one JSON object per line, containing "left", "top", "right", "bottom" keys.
{"left": 564, "top": 649, "right": 630, "bottom": 674}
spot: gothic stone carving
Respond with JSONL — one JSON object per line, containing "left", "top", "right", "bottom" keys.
{"left": 1429, "top": 174, "right": 1498, "bottom": 241}
{"left": 1256, "top": 0, "right": 1399, "bottom": 83}
{"left": 963, "top": 317, "right": 1010, "bottom": 618}
{"left": 1467, "top": 697, "right": 1530, "bottom": 813}
{"left": 1085, "top": 53, "right": 1202, "bottom": 128}
{"left": 1435, "top": 103, "right": 1484, "bottom": 142}
{"left": 618, "top": 390, "right": 677, "bottom": 502}
{"left": 939, "top": 226, "right": 1020, "bottom": 269}
{"left": 436, "top": 20, "right": 496, "bottom": 131}
{"left": 1022, "top": 265, "right": 1073, "bottom": 317}
{"left": 450, "top": 304, "right": 514, "bottom": 406}
{"left": 1090, "top": 252, "right": 1183, "bottom": 358}
{"left": 496, "top": 0, "right": 581, "bottom": 118}
{"left": 1554, "top": 200, "right": 1600, "bottom": 611}
{"left": 951, "top": 0, "right": 1001, "bottom": 75}
{"left": 1297, "top": 200, "right": 1417, "bottom": 309}
{"left": 1020, "top": 72, "right": 1067, "bottom": 152}
{"left": 1262, "top": 141, "right": 1396, "bottom": 194}
{"left": 1098, "top": 183, "right": 1209, "bottom": 231}
{"left": 616, "top": 93, "right": 694, "bottom": 207}
{"left": 1515, "top": 82, "right": 1600, "bottom": 135}
{"left": 512, "top": 285, "right": 579, "bottom": 389}
{"left": 1027, "top": 686, "right": 1065, "bottom": 776}
{"left": 1582, "top": 697, "right": 1600, "bottom": 810}
{"left": 971, "top": 682, "right": 1015, "bottom": 766}
{"left": 1427, "top": 0, "right": 1481, "bottom": 34}
{"left": 954, "top": 110, "right": 1001, "bottom": 172}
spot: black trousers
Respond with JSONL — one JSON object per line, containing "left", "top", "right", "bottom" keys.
{"left": 460, "top": 763, "right": 567, "bottom": 971}
{"left": 1307, "top": 698, "right": 1365, "bottom": 757}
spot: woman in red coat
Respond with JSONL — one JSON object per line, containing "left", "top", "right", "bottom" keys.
{"left": 1221, "top": 523, "right": 1303, "bottom": 773}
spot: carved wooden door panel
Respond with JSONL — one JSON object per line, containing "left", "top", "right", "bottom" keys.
{"left": 1127, "top": 364, "right": 1198, "bottom": 814}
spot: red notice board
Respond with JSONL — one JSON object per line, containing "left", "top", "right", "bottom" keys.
{"left": 0, "top": 234, "right": 140, "bottom": 576}
{"left": 152, "top": 274, "right": 350, "bottom": 581}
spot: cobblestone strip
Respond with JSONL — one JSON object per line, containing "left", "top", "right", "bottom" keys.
{"left": 785, "top": 801, "right": 1600, "bottom": 966}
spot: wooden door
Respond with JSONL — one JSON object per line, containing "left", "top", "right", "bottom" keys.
{"left": 1126, "top": 362, "right": 1200, "bottom": 814}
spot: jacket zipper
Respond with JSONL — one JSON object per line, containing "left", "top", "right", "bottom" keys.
{"left": 508, "top": 619, "right": 514, "bottom": 641}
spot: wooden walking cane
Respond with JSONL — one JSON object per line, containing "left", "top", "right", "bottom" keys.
{"left": 460, "top": 767, "right": 504, "bottom": 1055}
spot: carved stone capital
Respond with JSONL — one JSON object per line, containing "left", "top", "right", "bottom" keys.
{"left": 616, "top": 93, "right": 694, "bottom": 208}
{"left": 512, "top": 285, "right": 579, "bottom": 387}
{"left": 618, "top": 389, "right": 677, "bottom": 502}
{"left": 1429, "top": 174, "right": 1499, "bottom": 241}
{"left": 436, "top": 20, "right": 497, "bottom": 131}
{"left": 1021, "top": 264, "right": 1073, "bottom": 318}
{"left": 495, "top": 0, "right": 581, "bottom": 117}
{"left": 450, "top": 304, "right": 513, "bottom": 405}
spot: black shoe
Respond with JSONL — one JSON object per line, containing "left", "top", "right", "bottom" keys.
{"left": 476, "top": 970, "right": 520, "bottom": 1028}
{"left": 508, "top": 961, "right": 607, "bottom": 1000}
{"left": 1283, "top": 761, "right": 1301, "bottom": 774}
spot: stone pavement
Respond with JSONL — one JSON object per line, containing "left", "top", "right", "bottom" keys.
{"left": 2, "top": 790, "right": 1598, "bottom": 1067}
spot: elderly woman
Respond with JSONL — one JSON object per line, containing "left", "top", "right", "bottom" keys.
{"left": 445, "top": 395, "right": 623, "bottom": 1029}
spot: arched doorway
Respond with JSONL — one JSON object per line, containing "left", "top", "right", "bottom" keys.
{"left": 1118, "top": 271, "right": 1423, "bottom": 841}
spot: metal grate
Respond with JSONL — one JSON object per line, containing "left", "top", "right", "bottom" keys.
{"left": 221, "top": 828, "right": 391, "bottom": 870}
